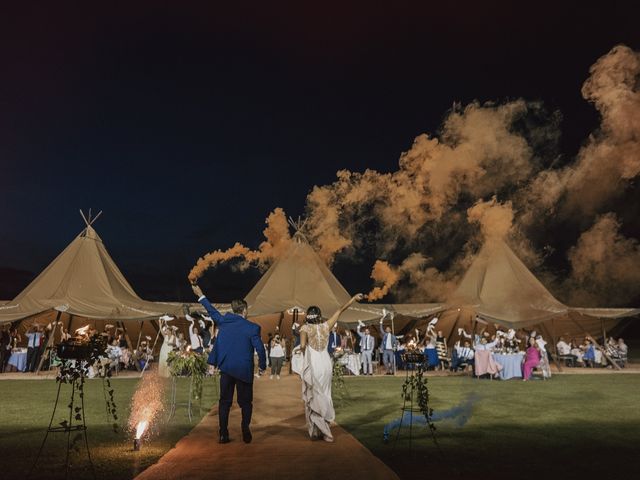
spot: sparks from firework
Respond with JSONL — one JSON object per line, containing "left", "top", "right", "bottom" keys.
{"left": 128, "top": 371, "right": 166, "bottom": 444}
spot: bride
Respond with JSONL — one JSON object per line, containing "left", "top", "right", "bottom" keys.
{"left": 299, "top": 293, "right": 364, "bottom": 442}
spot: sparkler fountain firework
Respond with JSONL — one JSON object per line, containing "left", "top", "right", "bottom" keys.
{"left": 128, "top": 371, "right": 166, "bottom": 451}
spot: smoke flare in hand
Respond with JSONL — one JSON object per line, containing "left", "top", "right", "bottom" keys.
{"left": 367, "top": 260, "right": 400, "bottom": 301}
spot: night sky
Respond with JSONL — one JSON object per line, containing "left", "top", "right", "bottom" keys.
{"left": 1, "top": 1, "right": 639, "bottom": 302}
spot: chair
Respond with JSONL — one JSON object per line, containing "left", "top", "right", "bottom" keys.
{"left": 554, "top": 353, "right": 576, "bottom": 367}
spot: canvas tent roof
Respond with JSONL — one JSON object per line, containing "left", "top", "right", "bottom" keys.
{"left": 444, "top": 239, "right": 639, "bottom": 329}
{"left": 0, "top": 223, "right": 190, "bottom": 325}
{"left": 244, "top": 233, "right": 441, "bottom": 325}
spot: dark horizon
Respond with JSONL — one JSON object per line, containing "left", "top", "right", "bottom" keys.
{"left": 1, "top": 1, "right": 639, "bottom": 305}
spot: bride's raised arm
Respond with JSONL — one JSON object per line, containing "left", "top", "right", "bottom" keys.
{"left": 326, "top": 293, "right": 365, "bottom": 331}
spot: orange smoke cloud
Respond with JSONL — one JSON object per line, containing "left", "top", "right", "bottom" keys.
{"left": 467, "top": 196, "right": 514, "bottom": 242}
{"left": 566, "top": 213, "right": 640, "bottom": 306}
{"left": 367, "top": 260, "right": 401, "bottom": 301}
{"left": 188, "top": 208, "right": 292, "bottom": 283}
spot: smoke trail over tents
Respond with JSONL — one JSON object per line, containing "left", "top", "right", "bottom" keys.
{"left": 189, "top": 208, "right": 292, "bottom": 283}
{"left": 191, "top": 45, "right": 640, "bottom": 307}
{"left": 306, "top": 44, "right": 640, "bottom": 305}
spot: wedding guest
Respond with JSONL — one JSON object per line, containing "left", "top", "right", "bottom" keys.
{"left": 380, "top": 324, "right": 398, "bottom": 375}
{"left": 176, "top": 332, "right": 187, "bottom": 351}
{"left": 26, "top": 324, "right": 44, "bottom": 372}
{"left": 187, "top": 313, "right": 204, "bottom": 353}
{"left": 582, "top": 338, "right": 596, "bottom": 367}
{"left": 357, "top": 322, "right": 376, "bottom": 375}
{"left": 522, "top": 337, "right": 541, "bottom": 381}
{"left": 292, "top": 319, "right": 301, "bottom": 347}
{"left": 328, "top": 325, "right": 341, "bottom": 355}
{"left": 618, "top": 338, "right": 628, "bottom": 357}
{"left": 605, "top": 337, "right": 621, "bottom": 360}
{"left": 60, "top": 326, "right": 72, "bottom": 342}
{"left": 341, "top": 329, "right": 355, "bottom": 351}
{"left": 570, "top": 339, "right": 584, "bottom": 365}
{"left": 423, "top": 326, "right": 439, "bottom": 369}
{"left": 450, "top": 340, "right": 475, "bottom": 372}
{"left": 269, "top": 334, "right": 286, "bottom": 379}
{"left": 556, "top": 336, "right": 577, "bottom": 366}
{"left": 435, "top": 330, "right": 448, "bottom": 370}
{"left": 535, "top": 334, "right": 552, "bottom": 378}
{"left": 0, "top": 325, "right": 10, "bottom": 373}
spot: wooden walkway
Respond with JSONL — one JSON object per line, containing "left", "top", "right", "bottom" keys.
{"left": 135, "top": 372, "right": 398, "bottom": 480}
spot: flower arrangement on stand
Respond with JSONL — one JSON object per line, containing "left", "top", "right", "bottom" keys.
{"left": 332, "top": 347, "right": 349, "bottom": 401}
{"left": 167, "top": 350, "right": 208, "bottom": 400}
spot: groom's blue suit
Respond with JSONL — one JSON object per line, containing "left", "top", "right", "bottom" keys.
{"left": 199, "top": 296, "right": 266, "bottom": 439}
{"left": 199, "top": 296, "right": 266, "bottom": 383}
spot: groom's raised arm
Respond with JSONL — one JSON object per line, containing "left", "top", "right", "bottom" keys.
{"left": 251, "top": 326, "right": 267, "bottom": 372}
{"left": 191, "top": 284, "right": 225, "bottom": 324}
{"left": 198, "top": 296, "right": 225, "bottom": 325}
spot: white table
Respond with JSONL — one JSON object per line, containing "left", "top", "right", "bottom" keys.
{"left": 339, "top": 353, "right": 361, "bottom": 375}
{"left": 8, "top": 350, "right": 28, "bottom": 372}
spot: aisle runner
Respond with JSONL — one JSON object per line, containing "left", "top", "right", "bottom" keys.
{"left": 135, "top": 373, "right": 398, "bottom": 480}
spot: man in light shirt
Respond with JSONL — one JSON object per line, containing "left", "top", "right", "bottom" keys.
{"left": 450, "top": 340, "right": 475, "bottom": 372}
{"left": 186, "top": 313, "right": 204, "bottom": 353}
{"left": 380, "top": 324, "right": 397, "bottom": 375}
{"left": 556, "top": 336, "right": 577, "bottom": 366}
{"left": 357, "top": 322, "right": 376, "bottom": 375}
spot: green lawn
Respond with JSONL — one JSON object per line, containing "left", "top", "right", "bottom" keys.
{"left": 0, "top": 376, "right": 219, "bottom": 479}
{"left": 335, "top": 374, "right": 640, "bottom": 480}
{"left": 2, "top": 372, "right": 639, "bottom": 480}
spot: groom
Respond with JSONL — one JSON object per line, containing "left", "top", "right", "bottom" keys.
{"left": 191, "top": 284, "right": 266, "bottom": 444}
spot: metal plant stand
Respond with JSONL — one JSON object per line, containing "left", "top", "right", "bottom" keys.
{"left": 384, "top": 352, "right": 427, "bottom": 453}
{"left": 29, "top": 367, "right": 96, "bottom": 480}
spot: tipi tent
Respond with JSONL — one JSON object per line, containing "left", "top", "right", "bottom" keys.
{"left": 0, "top": 220, "right": 187, "bottom": 325}
{"left": 0, "top": 214, "right": 219, "bottom": 358}
{"left": 244, "top": 232, "right": 442, "bottom": 333}
{"left": 435, "top": 239, "right": 639, "bottom": 344}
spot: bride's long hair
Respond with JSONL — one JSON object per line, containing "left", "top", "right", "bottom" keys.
{"left": 306, "top": 306, "right": 323, "bottom": 324}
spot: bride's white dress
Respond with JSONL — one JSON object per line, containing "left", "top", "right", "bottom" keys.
{"left": 300, "top": 322, "right": 335, "bottom": 440}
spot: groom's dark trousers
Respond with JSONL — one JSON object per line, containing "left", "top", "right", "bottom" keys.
{"left": 199, "top": 296, "right": 266, "bottom": 437}
{"left": 219, "top": 373, "right": 253, "bottom": 433}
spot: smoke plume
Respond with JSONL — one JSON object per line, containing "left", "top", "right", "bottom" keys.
{"left": 189, "top": 208, "right": 292, "bottom": 282}
{"left": 566, "top": 213, "right": 640, "bottom": 306}
{"left": 304, "top": 44, "right": 640, "bottom": 305}
{"left": 191, "top": 45, "right": 640, "bottom": 307}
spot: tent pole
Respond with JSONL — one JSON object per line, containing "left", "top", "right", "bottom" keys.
{"left": 141, "top": 322, "right": 162, "bottom": 377}
{"left": 135, "top": 321, "right": 144, "bottom": 350}
{"left": 35, "top": 311, "right": 62, "bottom": 374}
{"left": 568, "top": 313, "right": 621, "bottom": 371}
{"left": 277, "top": 311, "right": 284, "bottom": 333}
